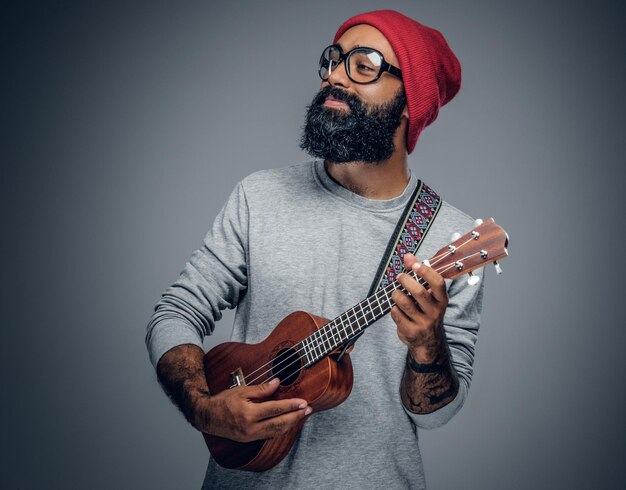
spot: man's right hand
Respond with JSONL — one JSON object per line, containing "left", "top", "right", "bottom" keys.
{"left": 193, "top": 378, "right": 313, "bottom": 442}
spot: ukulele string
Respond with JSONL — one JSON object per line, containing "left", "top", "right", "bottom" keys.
{"left": 241, "top": 271, "right": 433, "bottom": 387}
{"left": 236, "top": 251, "right": 479, "bottom": 388}
{"left": 237, "top": 251, "right": 480, "bottom": 389}
{"left": 237, "top": 275, "right": 409, "bottom": 388}
{"left": 428, "top": 236, "right": 476, "bottom": 268}
{"left": 236, "top": 239, "right": 479, "bottom": 387}
{"left": 235, "top": 267, "right": 422, "bottom": 388}
{"left": 232, "top": 278, "right": 402, "bottom": 387}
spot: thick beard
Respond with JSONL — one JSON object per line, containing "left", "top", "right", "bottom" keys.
{"left": 299, "top": 85, "right": 407, "bottom": 163}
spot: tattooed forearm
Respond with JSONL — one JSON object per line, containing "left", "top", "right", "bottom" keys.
{"left": 156, "top": 344, "right": 210, "bottom": 428}
{"left": 400, "top": 349, "right": 459, "bottom": 414}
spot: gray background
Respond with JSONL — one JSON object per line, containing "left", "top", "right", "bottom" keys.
{"left": 2, "top": 0, "right": 625, "bottom": 488}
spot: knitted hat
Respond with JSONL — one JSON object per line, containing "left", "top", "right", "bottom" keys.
{"left": 334, "top": 10, "right": 461, "bottom": 154}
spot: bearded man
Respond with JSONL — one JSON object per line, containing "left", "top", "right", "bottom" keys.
{"left": 147, "top": 10, "right": 484, "bottom": 489}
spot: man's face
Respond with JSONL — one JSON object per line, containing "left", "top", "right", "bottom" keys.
{"left": 320, "top": 24, "right": 406, "bottom": 110}
{"left": 300, "top": 25, "right": 408, "bottom": 163}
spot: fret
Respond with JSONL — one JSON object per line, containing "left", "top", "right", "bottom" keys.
{"left": 323, "top": 325, "right": 334, "bottom": 356}
{"left": 307, "top": 339, "right": 315, "bottom": 365}
{"left": 372, "top": 290, "right": 380, "bottom": 312}
{"left": 365, "top": 297, "right": 375, "bottom": 320}
{"left": 356, "top": 302, "right": 367, "bottom": 328}
{"left": 388, "top": 285, "right": 396, "bottom": 306}
{"left": 346, "top": 312, "right": 355, "bottom": 337}
{"left": 347, "top": 308, "right": 359, "bottom": 335}
{"left": 364, "top": 297, "right": 375, "bottom": 323}
{"left": 307, "top": 337, "right": 315, "bottom": 364}
{"left": 383, "top": 287, "right": 393, "bottom": 312}
{"left": 344, "top": 317, "right": 351, "bottom": 339}
{"left": 304, "top": 334, "right": 312, "bottom": 363}
{"left": 302, "top": 338, "right": 311, "bottom": 365}
{"left": 331, "top": 323, "right": 342, "bottom": 348}
{"left": 336, "top": 314, "right": 350, "bottom": 343}
{"left": 338, "top": 320, "right": 348, "bottom": 345}
{"left": 313, "top": 330, "right": 323, "bottom": 360}
{"left": 340, "top": 313, "right": 352, "bottom": 338}
{"left": 333, "top": 318, "right": 343, "bottom": 343}
{"left": 317, "top": 325, "right": 326, "bottom": 355}
{"left": 382, "top": 287, "right": 392, "bottom": 309}
{"left": 323, "top": 324, "right": 333, "bottom": 351}
{"left": 319, "top": 325, "right": 331, "bottom": 353}
{"left": 309, "top": 335, "right": 317, "bottom": 363}
{"left": 374, "top": 291, "right": 386, "bottom": 316}
{"left": 340, "top": 319, "right": 349, "bottom": 345}
{"left": 322, "top": 323, "right": 336, "bottom": 355}
{"left": 318, "top": 328, "right": 328, "bottom": 357}
{"left": 363, "top": 302, "right": 371, "bottom": 324}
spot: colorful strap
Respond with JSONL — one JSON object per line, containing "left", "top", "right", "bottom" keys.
{"left": 368, "top": 180, "right": 442, "bottom": 295}
{"left": 337, "top": 180, "right": 441, "bottom": 359}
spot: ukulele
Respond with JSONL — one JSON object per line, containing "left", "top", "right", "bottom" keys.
{"left": 203, "top": 218, "right": 509, "bottom": 471}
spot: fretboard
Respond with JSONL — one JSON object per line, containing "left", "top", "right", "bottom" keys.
{"left": 299, "top": 270, "right": 428, "bottom": 366}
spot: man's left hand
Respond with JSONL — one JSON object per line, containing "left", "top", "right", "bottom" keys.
{"left": 390, "top": 253, "right": 449, "bottom": 364}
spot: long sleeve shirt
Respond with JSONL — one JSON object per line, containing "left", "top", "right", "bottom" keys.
{"left": 146, "top": 160, "right": 484, "bottom": 489}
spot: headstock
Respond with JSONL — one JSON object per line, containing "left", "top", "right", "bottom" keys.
{"left": 427, "top": 218, "right": 509, "bottom": 282}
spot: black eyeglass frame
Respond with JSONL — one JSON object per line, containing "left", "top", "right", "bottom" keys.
{"left": 318, "top": 44, "right": 403, "bottom": 85}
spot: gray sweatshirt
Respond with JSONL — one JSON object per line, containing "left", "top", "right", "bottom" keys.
{"left": 146, "top": 161, "right": 484, "bottom": 489}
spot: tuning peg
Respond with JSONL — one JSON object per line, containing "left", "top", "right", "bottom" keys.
{"left": 494, "top": 261, "right": 503, "bottom": 275}
{"left": 450, "top": 232, "right": 461, "bottom": 242}
{"left": 473, "top": 218, "right": 483, "bottom": 227}
{"left": 467, "top": 272, "right": 480, "bottom": 286}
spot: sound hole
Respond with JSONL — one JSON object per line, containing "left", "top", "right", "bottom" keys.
{"left": 272, "top": 348, "right": 302, "bottom": 386}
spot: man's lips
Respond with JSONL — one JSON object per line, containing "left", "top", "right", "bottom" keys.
{"left": 323, "top": 95, "right": 350, "bottom": 109}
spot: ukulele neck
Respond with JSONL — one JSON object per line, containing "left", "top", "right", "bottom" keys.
{"left": 299, "top": 218, "right": 508, "bottom": 367}
{"left": 300, "top": 270, "right": 426, "bottom": 366}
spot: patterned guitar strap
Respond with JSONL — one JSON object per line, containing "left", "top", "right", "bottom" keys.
{"left": 337, "top": 180, "right": 441, "bottom": 360}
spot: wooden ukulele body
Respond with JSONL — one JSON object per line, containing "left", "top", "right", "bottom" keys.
{"left": 202, "top": 311, "right": 354, "bottom": 471}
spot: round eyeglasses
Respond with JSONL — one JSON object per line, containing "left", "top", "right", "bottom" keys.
{"left": 318, "top": 44, "right": 403, "bottom": 85}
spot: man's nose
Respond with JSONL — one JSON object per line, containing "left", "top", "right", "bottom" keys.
{"left": 326, "top": 59, "right": 351, "bottom": 89}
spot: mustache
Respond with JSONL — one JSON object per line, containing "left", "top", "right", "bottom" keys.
{"left": 311, "top": 86, "right": 364, "bottom": 113}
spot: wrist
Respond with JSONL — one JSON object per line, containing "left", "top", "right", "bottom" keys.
{"left": 190, "top": 390, "right": 212, "bottom": 432}
{"left": 406, "top": 352, "right": 445, "bottom": 373}
{"left": 407, "top": 321, "right": 447, "bottom": 364}
{"left": 408, "top": 341, "right": 442, "bottom": 365}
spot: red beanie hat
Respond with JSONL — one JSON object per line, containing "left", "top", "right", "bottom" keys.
{"left": 334, "top": 10, "right": 461, "bottom": 154}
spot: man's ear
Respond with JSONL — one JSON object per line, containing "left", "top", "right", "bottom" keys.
{"left": 402, "top": 105, "right": 409, "bottom": 121}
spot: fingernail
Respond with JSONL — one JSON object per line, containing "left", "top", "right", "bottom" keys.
{"left": 412, "top": 261, "right": 422, "bottom": 271}
{"left": 305, "top": 407, "right": 313, "bottom": 415}
{"left": 269, "top": 378, "right": 279, "bottom": 386}
{"left": 299, "top": 402, "right": 307, "bottom": 409}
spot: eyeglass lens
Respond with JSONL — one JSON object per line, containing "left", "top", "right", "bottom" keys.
{"left": 319, "top": 46, "right": 384, "bottom": 84}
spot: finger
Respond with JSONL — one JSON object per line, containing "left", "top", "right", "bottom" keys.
{"left": 245, "top": 378, "right": 281, "bottom": 401}
{"left": 390, "top": 305, "right": 420, "bottom": 344}
{"left": 411, "top": 261, "right": 448, "bottom": 304}
{"left": 396, "top": 272, "right": 437, "bottom": 316}
{"left": 254, "top": 406, "right": 313, "bottom": 439}
{"left": 391, "top": 287, "right": 424, "bottom": 323}
{"left": 254, "top": 398, "right": 309, "bottom": 422}
{"left": 403, "top": 252, "right": 419, "bottom": 271}
{"left": 390, "top": 304, "right": 411, "bottom": 331}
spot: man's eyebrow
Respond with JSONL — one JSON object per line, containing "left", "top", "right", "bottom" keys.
{"left": 337, "top": 43, "right": 362, "bottom": 50}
